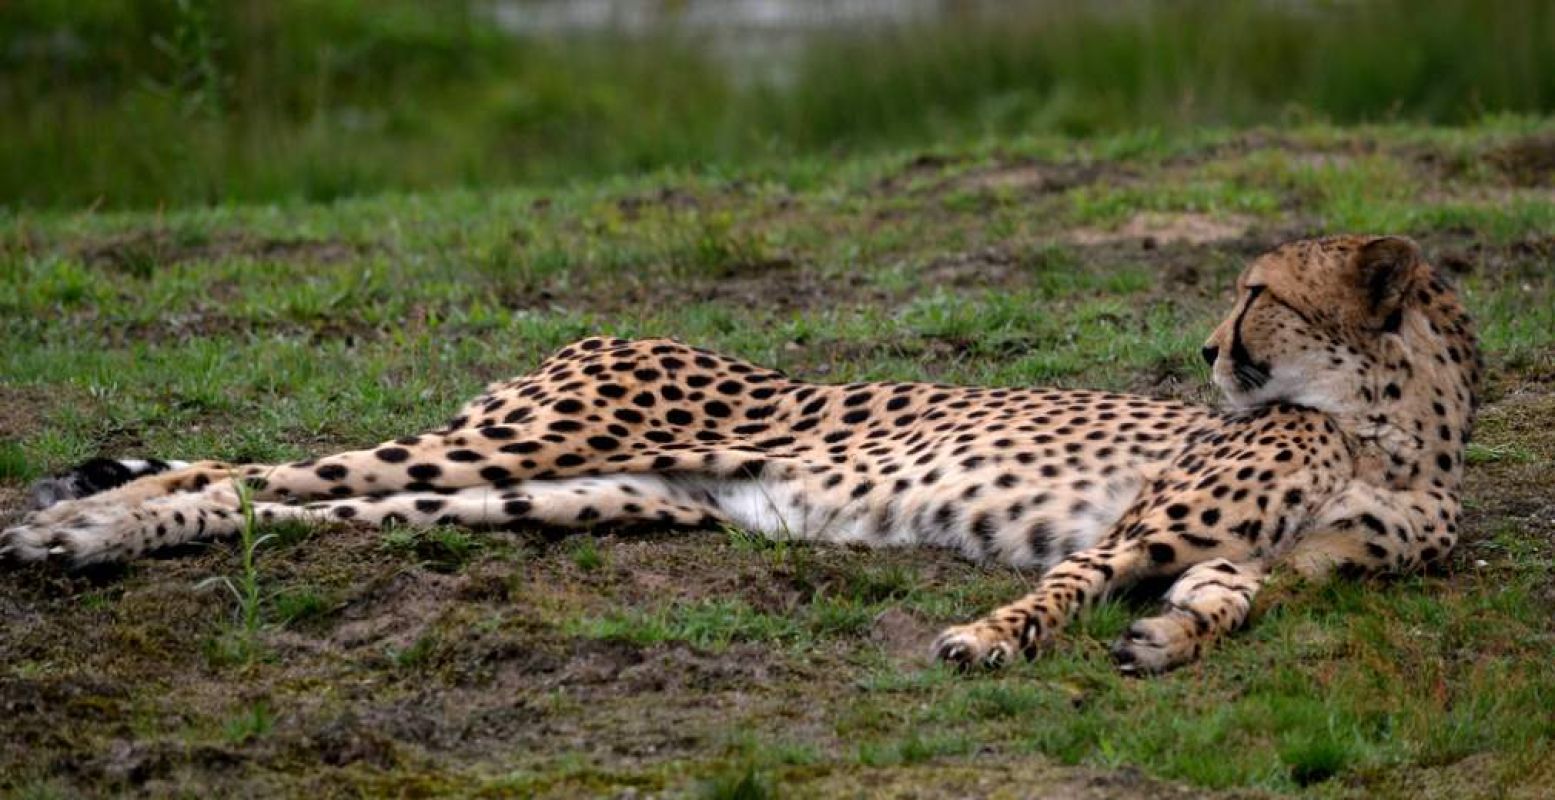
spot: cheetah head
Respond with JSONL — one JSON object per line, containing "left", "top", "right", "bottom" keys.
{"left": 1201, "top": 235, "right": 1479, "bottom": 417}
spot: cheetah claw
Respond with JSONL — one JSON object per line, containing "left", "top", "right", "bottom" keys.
{"left": 931, "top": 622, "right": 1017, "bottom": 671}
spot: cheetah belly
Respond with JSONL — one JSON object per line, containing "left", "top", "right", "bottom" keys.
{"left": 701, "top": 468, "right": 1147, "bottom": 570}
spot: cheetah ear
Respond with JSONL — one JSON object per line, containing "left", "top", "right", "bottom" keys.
{"left": 1354, "top": 236, "right": 1422, "bottom": 330}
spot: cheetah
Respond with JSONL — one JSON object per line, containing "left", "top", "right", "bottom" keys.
{"left": 2, "top": 235, "right": 1480, "bottom": 674}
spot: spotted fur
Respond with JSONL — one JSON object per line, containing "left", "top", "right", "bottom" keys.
{"left": 1, "top": 235, "right": 1480, "bottom": 674}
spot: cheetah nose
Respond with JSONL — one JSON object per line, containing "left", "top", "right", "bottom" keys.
{"left": 1201, "top": 345, "right": 1220, "bottom": 366}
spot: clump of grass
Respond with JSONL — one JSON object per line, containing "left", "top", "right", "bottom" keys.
{"left": 566, "top": 599, "right": 804, "bottom": 652}
{"left": 842, "top": 564, "right": 919, "bottom": 604}
{"left": 381, "top": 525, "right": 482, "bottom": 572}
{"left": 0, "top": 441, "right": 38, "bottom": 482}
{"left": 391, "top": 633, "right": 440, "bottom": 671}
{"left": 271, "top": 587, "right": 331, "bottom": 627}
{"left": 1465, "top": 442, "right": 1537, "bottom": 465}
{"left": 694, "top": 766, "right": 774, "bottom": 800}
{"left": 857, "top": 732, "right": 972, "bottom": 767}
{"left": 222, "top": 700, "right": 274, "bottom": 744}
{"left": 568, "top": 538, "right": 606, "bottom": 572}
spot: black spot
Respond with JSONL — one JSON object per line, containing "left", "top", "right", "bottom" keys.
{"left": 447, "top": 449, "right": 485, "bottom": 462}
{"left": 614, "top": 408, "right": 645, "bottom": 424}
{"left": 333, "top": 505, "right": 357, "bottom": 519}
{"left": 1165, "top": 503, "right": 1190, "bottom": 520}
{"left": 554, "top": 398, "right": 584, "bottom": 414}
{"left": 480, "top": 466, "right": 512, "bottom": 481}
{"left": 716, "top": 380, "right": 744, "bottom": 395}
{"left": 1148, "top": 542, "right": 1176, "bottom": 564}
{"left": 500, "top": 441, "right": 543, "bottom": 454}
{"left": 504, "top": 499, "right": 532, "bottom": 516}
{"left": 1200, "top": 508, "right": 1221, "bottom": 526}
{"left": 841, "top": 409, "right": 870, "bottom": 424}
{"left": 415, "top": 498, "right": 445, "bottom": 513}
{"left": 704, "top": 401, "right": 732, "bottom": 418}
{"left": 556, "top": 454, "right": 586, "bottom": 468}
{"left": 315, "top": 464, "right": 348, "bottom": 481}
{"left": 598, "top": 384, "right": 628, "bottom": 398}
{"left": 666, "top": 409, "right": 694, "bottom": 426}
{"left": 587, "top": 436, "right": 621, "bottom": 451}
{"left": 375, "top": 447, "right": 411, "bottom": 463}
{"left": 407, "top": 463, "right": 443, "bottom": 481}
{"left": 479, "top": 426, "right": 517, "bottom": 440}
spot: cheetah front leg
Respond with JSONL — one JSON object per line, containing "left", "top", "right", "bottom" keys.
{"left": 1109, "top": 558, "right": 1266, "bottom": 674}
{"left": 1288, "top": 484, "right": 1461, "bottom": 580}
{"left": 933, "top": 541, "right": 1152, "bottom": 669}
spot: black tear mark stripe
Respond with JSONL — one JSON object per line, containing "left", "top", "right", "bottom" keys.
{"left": 1229, "top": 285, "right": 1265, "bottom": 369}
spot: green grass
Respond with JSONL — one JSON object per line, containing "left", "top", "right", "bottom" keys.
{"left": 5, "top": 1, "right": 1555, "bottom": 209}
{"left": 3, "top": 122, "right": 1555, "bottom": 797}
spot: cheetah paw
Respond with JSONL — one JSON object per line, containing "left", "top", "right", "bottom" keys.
{"left": 1109, "top": 617, "right": 1193, "bottom": 675}
{"left": 932, "top": 621, "right": 1021, "bottom": 670}
{"left": 0, "top": 507, "right": 130, "bottom": 567}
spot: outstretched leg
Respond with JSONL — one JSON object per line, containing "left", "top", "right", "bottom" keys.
{"left": 933, "top": 541, "right": 1153, "bottom": 669}
{"left": 3, "top": 475, "right": 729, "bottom": 565}
{"left": 1109, "top": 558, "right": 1266, "bottom": 674}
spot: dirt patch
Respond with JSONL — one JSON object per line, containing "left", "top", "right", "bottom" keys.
{"left": 1068, "top": 212, "right": 1255, "bottom": 246}
{"left": 869, "top": 607, "right": 938, "bottom": 662}
{"left": 920, "top": 245, "right": 1032, "bottom": 289}
{"left": 952, "top": 160, "right": 1116, "bottom": 196}
{"left": 1462, "top": 392, "right": 1555, "bottom": 530}
{"left": 1485, "top": 134, "right": 1555, "bottom": 187}
{"left": 0, "top": 383, "right": 89, "bottom": 443}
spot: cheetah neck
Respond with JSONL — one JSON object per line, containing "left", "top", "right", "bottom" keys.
{"left": 1337, "top": 293, "right": 1480, "bottom": 494}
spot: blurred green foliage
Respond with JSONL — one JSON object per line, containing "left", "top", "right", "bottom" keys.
{"left": 3, "top": 0, "right": 1553, "bottom": 209}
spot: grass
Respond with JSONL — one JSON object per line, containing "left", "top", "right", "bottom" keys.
{"left": 196, "top": 475, "right": 273, "bottom": 663}
{"left": 5, "top": 1, "right": 1555, "bottom": 209}
{"left": 2, "top": 121, "right": 1555, "bottom": 796}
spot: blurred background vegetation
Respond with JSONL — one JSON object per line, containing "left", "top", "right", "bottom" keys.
{"left": 4, "top": 0, "right": 1554, "bottom": 210}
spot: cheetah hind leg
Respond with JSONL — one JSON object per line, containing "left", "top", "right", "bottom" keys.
{"left": 3, "top": 475, "right": 729, "bottom": 567}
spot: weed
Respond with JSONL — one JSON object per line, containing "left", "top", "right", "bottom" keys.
{"left": 569, "top": 538, "right": 605, "bottom": 572}
{"left": 196, "top": 474, "right": 275, "bottom": 663}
